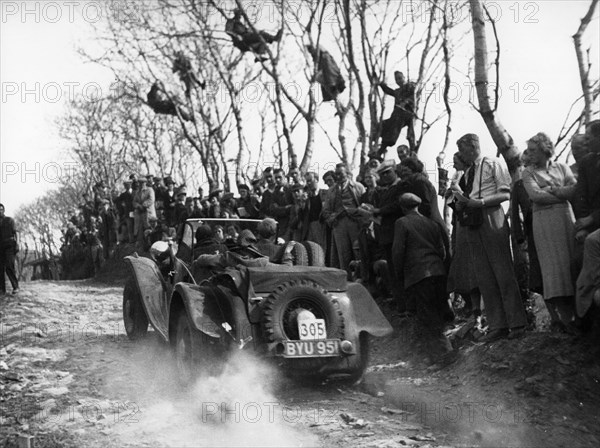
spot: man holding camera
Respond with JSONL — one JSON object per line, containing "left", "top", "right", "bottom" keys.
{"left": 453, "top": 133, "right": 527, "bottom": 342}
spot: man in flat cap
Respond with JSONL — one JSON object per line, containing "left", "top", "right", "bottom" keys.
{"left": 361, "top": 159, "right": 409, "bottom": 311}
{"left": 454, "top": 133, "right": 527, "bottom": 342}
{"left": 393, "top": 193, "right": 454, "bottom": 364}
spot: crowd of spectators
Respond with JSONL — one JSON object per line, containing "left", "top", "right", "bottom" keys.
{"left": 59, "top": 121, "right": 600, "bottom": 360}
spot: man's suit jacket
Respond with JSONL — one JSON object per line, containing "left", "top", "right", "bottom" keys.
{"left": 574, "top": 151, "right": 600, "bottom": 232}
{"left": 392, "top": 212, "right": 446, "bottom": 289}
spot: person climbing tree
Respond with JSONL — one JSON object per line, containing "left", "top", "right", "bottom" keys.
{"left": 225, "top": 8, "right": 282, "bottom": 60}
{"left": 376, "top": 71, "right": 416, "bottom": 158}
{"left": 306, "top": 44, "right": 346, "bottom": 102}
{"left": 146, "top": 81, "right": 193, "bottom": 122}
{"left": 172, "top": 51, "right": 206, "bottom": 98}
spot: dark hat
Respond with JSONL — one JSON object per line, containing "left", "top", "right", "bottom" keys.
{"left": 153, "top": 176, "right": 161, "bottom": 182}
{"left": 376, "top": 159, "right": 396, "bottom": 174}
{"left": 176, "top": 186, "right": 187, "bottom": 196}
{"left": 399, "top": 193, "right": 422, "bottom": 207}
{"left": 146, "top": 174, "right": 154, "bottom": 179}
{"left": 237, "top": 184, "right": 250, "bottom": 192}
{"left": 123, "top": 180, "right": 132, "bottom": 186}
{"left": 222, "top": 192, "right": 235, "bottom": 201}
{"left": 195, "top": 224, "right": 213, "bottom": 242}
{"left": 238, "top": 229, "right": 257, "bottom": 247}
{"left": 251, "top": 178, "right": 262, "bottom": 186}
{"left": 208, "top": 188, "right": 223, "bottom": 200}
{"left": 129, "top": 173, "right": 137, "bottom": 180}
{"left": 164, "top": 176, "right": 175, "bottom": 186}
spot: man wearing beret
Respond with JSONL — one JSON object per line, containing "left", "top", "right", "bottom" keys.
{"left": 393, "top": 193, "right": 453, "bottom": 362}
{"left": 454, "top": 133, "right": 527, "bottom": 342}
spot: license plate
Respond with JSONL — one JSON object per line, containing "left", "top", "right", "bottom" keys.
{"left": 298, "top": 318, "right": 326, "bottom": 340}
{"left": 283, "top": 339, "right": 340, "bottom": 358}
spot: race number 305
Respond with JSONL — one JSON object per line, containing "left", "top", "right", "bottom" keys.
{"left": 299, "top": 318, "right": 326, "bottom": 340}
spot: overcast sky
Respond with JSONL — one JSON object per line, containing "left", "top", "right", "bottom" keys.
{"left": 1, "top": 1, "right": 599, "bottom": 213}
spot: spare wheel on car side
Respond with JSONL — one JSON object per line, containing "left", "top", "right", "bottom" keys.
{"left": 302, "top": 241, "right": 325, "bottom": 267}
{"left": 123, "top": 277, "right": 149, "bottom": 340}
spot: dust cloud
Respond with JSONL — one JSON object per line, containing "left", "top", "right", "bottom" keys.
{"left": 113, "top": 344, "right": 319, "bottom": 447}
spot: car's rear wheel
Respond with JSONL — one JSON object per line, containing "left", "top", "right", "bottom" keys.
{"left": 175, "top": 312, "right": 200, "bottom": 384}
{"left": 174, "top": 312, "right": 221, "bottom": 384}
{"left": 123, "top": 278, "right": 148, "bottom": 340}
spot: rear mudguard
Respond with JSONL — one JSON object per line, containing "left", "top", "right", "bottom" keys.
{"left": 172, "top": 283, "right": 252, "bottom": 346}
{"left": 124, "top": 255, "right": 169, "bottom": 340}
{"left": 334, "top": 282, "right": 393, "bottom": 339}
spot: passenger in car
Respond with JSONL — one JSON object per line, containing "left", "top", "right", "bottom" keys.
{"left": 193, "top": 224, "right": 228, "bottom": 258}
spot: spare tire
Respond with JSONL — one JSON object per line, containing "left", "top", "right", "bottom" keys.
{"left": 302, "top": 241, "right": 325, "bottom": 267}
{"left": 275, "top": 241, "right": 309, "bottom": 266}
{"left": 262, "top": 280, "right": 343, "bottom": 342}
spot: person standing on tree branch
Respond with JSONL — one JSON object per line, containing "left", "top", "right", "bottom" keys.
{"left": 0, "top": 203, "right": 20, "bottom": 296}
{"left": 375, "top": 71, "right": 416, "bottom": 159}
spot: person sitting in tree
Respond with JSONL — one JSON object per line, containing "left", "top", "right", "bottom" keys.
{"left": 225, "top": 8, "right": 282, "bottom": 60}
{"left": 375, "top": 71, "right": 416, "bottom": 158}
{"left": 306, "top": 44, "right": 346, "bottom": 102}
{"left": 146, "top": 81, "right": 193, "bottom": 122}
{"left": 172, "top": 51, "right": 206, "bottom": 98}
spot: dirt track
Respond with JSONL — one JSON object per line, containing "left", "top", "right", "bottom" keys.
{"left": 1, "top": 280, "right": 600, "bottom": 447}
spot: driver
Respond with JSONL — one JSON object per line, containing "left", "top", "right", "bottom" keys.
{"left": 193, "top": 229, "right": 295, "bottom": 270}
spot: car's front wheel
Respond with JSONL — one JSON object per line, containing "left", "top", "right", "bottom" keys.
{"left": 123, "top": 278, "right": 149, "bottom": 340}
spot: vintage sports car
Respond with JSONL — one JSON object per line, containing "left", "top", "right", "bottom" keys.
{"left": 123, "top": 218, "right": 393, "bottom": 382}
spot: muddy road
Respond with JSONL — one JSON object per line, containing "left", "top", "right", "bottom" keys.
{"left": 1, "top": 280, "right": 599, "bottom": 447}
